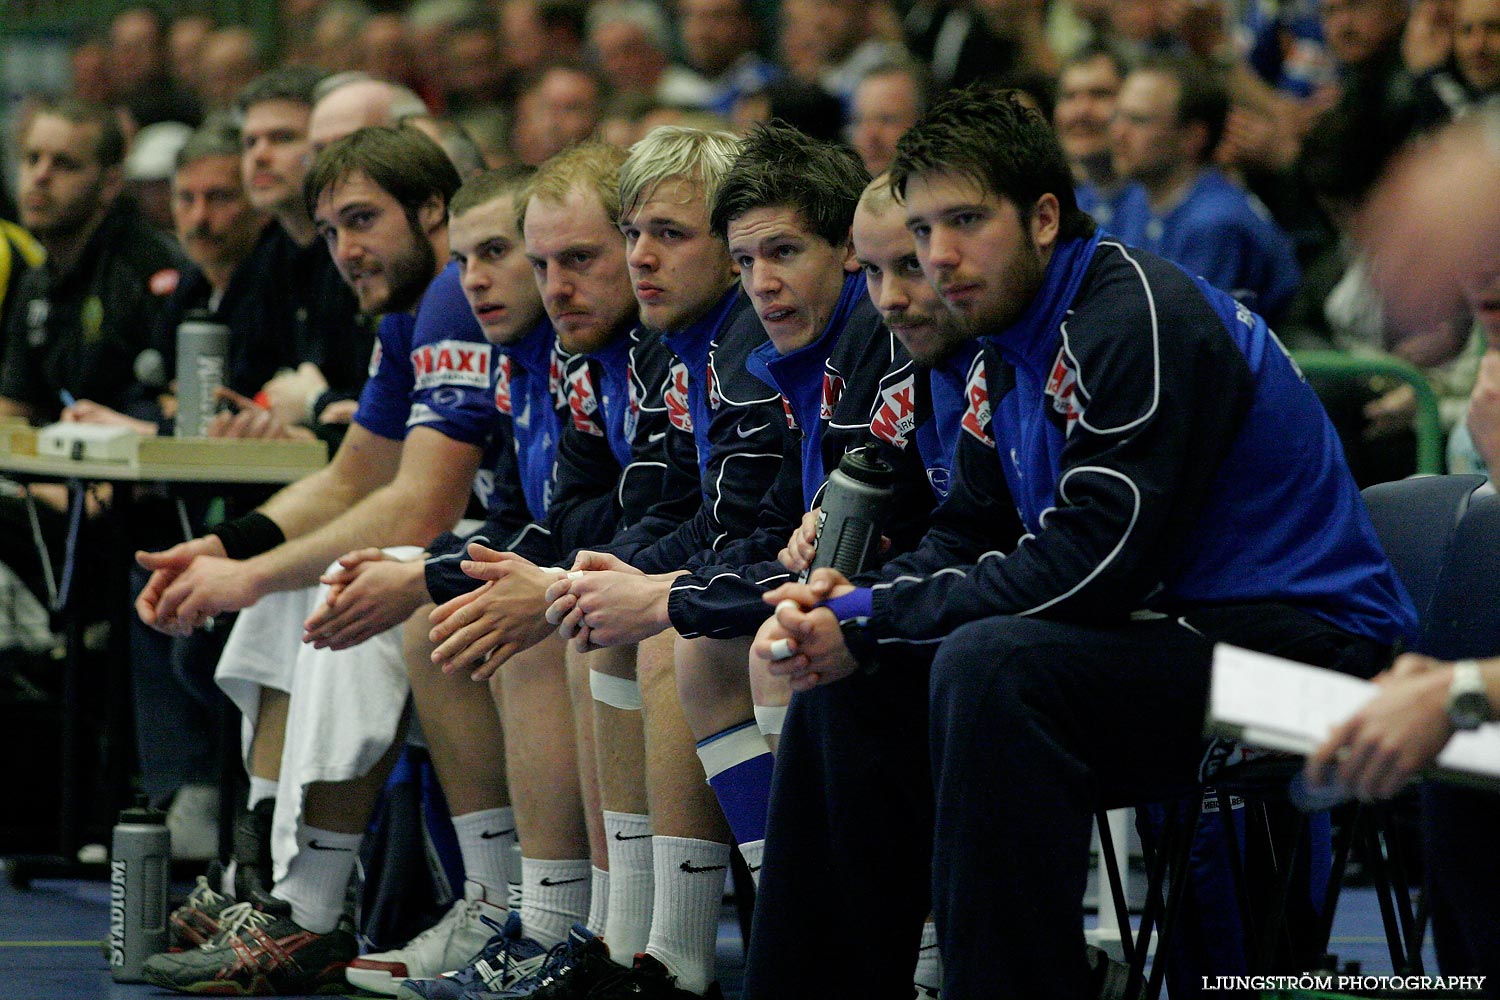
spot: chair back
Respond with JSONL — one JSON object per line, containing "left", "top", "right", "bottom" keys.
{"left": 1422, "top": 491, "right": 1500, "bottom": 660}
{"left": 1360, "top": 475, "right": 1486, "bottom": 631}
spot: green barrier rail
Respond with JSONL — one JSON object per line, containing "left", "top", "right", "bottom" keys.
{"left": 1292, "top": 349, "right": 1446, "bottom": 476}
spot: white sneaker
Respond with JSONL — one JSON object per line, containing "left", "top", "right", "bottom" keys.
{"left": 345, "top": 881, "right": 508, "bottom": 996}
{"left": 166, "top": 784, "right": 220, "bottom": 861}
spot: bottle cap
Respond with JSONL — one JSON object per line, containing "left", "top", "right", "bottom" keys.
{"left": 837, "top": 445, "right": 896, "bottom": 487}
{"left": 118, "top": 794, "right": 167, "bottom": 825}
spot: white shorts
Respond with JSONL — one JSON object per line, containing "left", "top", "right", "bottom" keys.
{"left": 214, "top": 546, "right": 422, "bottom": 879}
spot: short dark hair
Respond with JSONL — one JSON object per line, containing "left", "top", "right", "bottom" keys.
{"left": 450, "top": 164, "right": 536, "bottom": 218}
{"left": 1136, "top": 54, "right": 1229, "bottom": 160}
{"left": 28, "top": 98, "right": 127, "bottom": 169}
{"left": 303, "top": 124, "right": 462, "bottom": 220}
{"left": 235, "top": 65, "right": 327, "bottom": 118}
{"left": 889, "top": 86, "right": 1093, "bottom": 241}
{"left": 709, "top": 121, "right": 868, "bottom": 246}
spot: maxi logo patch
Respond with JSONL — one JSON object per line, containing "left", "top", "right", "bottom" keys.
{"left": 411, "top": 339, "right": 491, "bottom": 390}
{"left": 961, "top": 358, "right": 994, "bottom": 446}
{"left": 567, "top": 365, "right": 603, "bottom": 435}
{"left": 820, "top": 371, "right": 845, "bottom": 421}
{"left": 1043, "top": 346, "right": 1081, "bottom": 432}
{"left": 494, "top": 355, "right": 513, "bottom": 415}
{"left": 665, "top": 361, "right": 692, "bottom": 433}
{"left": 869, "top": 372, "right": 916, "bottom": 448}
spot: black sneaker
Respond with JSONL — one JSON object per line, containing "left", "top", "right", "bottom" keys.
{"left": 233, "top": 799, "right": 276, "bottom": 905}
{"left": 141, "top": 901, "right": 356, "bottom": 995}
{"left": 584, "top": 954, "right": 722, "bottom": 1000}
{"left": 482, "top": 924, "right": 619, "bottom": 999}
{"left": 168, "top": 872, "right": 234, "bottom": 951}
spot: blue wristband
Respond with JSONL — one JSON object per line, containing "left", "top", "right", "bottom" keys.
{"left": 823, "top": 587, "right": 873, "bottom": 623}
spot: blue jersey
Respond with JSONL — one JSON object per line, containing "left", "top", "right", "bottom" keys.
{"left": 667, "top": 279, "right": 936, "bottom": 641}
{"left": 745, "top": 274, "right": 870, "bottom": 507}
{"left": 833, "top": 235, "right": 1416, "bottom": 647}
{"left": 1074, "top": 182, "right": 1133, "bottom": 235}
{"left": 662, "top": 288, "right": 744, "bottom": 484}
{"left": 1109, "top": 169, "right": 1301, "bottom": 320}
{"left": 352, "top": 262, "right": 494, "bottom": 448}
{"left": 917, "top": 341, "right": 981, "bottom": 501}
{"left": 602, "top": 289, "right": 786, "bottom": 575}
{"left": 494, "top": 319, "right": 565, "bottom": 521}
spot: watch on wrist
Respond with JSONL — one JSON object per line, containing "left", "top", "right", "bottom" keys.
{"left": 1446, "top": 659, "right": 1492, "bottom": 731}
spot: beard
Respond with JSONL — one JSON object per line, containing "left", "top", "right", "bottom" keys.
{"left": 378, "top": 214, "right": 438, "bottom": 314}
{"left": 971, "top": 239, "right": 1046, "bottom": 336}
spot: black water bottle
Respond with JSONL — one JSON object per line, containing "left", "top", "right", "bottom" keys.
{"left": 805, "top": 445, "right": 897, "bottom": 580}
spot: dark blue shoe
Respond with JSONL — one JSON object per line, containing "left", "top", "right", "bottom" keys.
{"left": 477, "top": 924, "right": 618, "bottom": 999}
{"left": 396, "top": 911, "right": 548, "bottom": 1000}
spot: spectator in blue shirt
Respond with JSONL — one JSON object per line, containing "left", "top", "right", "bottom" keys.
{"left": 1109, "top": 54, "right": 1303, "bottom": 321}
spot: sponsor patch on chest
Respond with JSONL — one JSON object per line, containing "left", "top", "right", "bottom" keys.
{"left": 869, "top": 372, "right": 916, "bottom": 448}
{"left": 567, "top": 365, "right": 604, "bottom": 436}
{"left": 961, "top": 358, "right": 994, "bottom": 447}
{"left": 411, "top": 339, "right": 491, "bottom": 390}
{"left": 820, "top": 371, "right": 845, "bottom": 421}
{"left": 665, "top": 361, "right": 692, "bottom": 433}
{"left": 1043, "top": 346, "right": 1081, "bottom": 431}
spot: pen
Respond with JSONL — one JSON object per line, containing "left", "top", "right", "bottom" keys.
{"left": 59, "top": 389, "right": 77, "bottom": 409}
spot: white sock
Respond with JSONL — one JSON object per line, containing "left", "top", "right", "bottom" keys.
{"left": 273, "top": 825, "right": 361, "bottom": 933}
{"left": 247, "top": 776, "right": 279, "bottom": 809}
{"left": 914, "top": 920, "right": 942, "bottom": 990}
{"left": 602, "top": 811, "right": 654, "bottom": 965}
{"left": 451, "top": 807, "right": 517, "bottom": 906}
{"left": 737, "top": 840, "right": 765, "bottom": 887}
{"left": 645, "top": 836, "right": 730, "bottom": 996}
{"left": 586, "top": 865, "right": 611, "bottom": 938}
{"left": 521, "top": 857, "right": 591, "bottom": 948}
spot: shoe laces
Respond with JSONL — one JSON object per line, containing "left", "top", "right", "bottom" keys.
{"left": 208, "top": 901, "right": 275, "bottom": 945}
{"left": 461, "top": 928, "right": 546, "bottom": 992}
{"left": 509, "top": 937, "right": 572, "bottom": 990}
{"left": 185, "top": 874, "right": 229, "bottom": 910}
{"left": 478, "top": 944, "right": 547, "bottom": 992}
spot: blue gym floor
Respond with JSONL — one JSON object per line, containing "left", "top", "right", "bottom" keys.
{"left": 0, "top": 869, "right": 1435, "bottom": 1000}
{"left": 0, "top": 872, "right": 747, "bottom": 1000}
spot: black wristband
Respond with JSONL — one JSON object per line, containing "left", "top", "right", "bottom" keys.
{"left": 210, "top": 511, "right": 286, "bottom": 560}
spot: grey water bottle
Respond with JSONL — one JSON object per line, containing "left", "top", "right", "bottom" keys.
{"left": 175, "top": 311, "right": 230, "bottom": 437}
{"left": 109, "top": 800, "right": 170, "bottom": 981}
{"left": 806, "top": 445, "right": 897, "bottom": 579}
